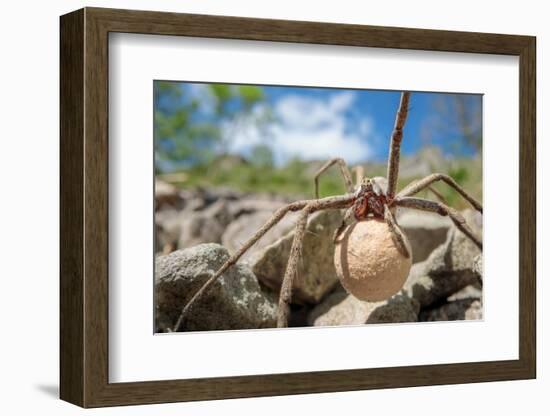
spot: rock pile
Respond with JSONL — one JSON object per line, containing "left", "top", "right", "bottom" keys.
{"left": 154, "top": 181, "right": 483, "bottom": 332}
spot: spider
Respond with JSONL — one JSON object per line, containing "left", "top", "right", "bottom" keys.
{"left": 172, "top": 91, "right": 483, "bottom": 331}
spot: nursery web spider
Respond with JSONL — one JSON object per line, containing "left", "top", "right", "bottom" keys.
{"left": 173, "top": 91, "right": 483, "bottom": 331}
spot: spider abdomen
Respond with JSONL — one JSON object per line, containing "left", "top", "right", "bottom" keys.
{"left": 334, "top": 218, "right": 412, "bottom": 302}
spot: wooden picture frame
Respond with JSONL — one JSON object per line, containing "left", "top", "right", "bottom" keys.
{"left": 60, "top": 7, "right": 536, "bottom": 408}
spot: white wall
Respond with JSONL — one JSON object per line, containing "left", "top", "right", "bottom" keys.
{"left": 0, "top": 0, "right": 545, "bottom": 414}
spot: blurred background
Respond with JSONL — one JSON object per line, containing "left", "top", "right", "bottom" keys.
{"left": 154, "top": 81, "right": 482, "bottom": 207}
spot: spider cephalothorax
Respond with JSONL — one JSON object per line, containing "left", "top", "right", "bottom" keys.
{"left": 353, "top": 177, "right": 389, "bottom": 220}
{"left": 174, "top": 91, "right": 483, "bottom": 331}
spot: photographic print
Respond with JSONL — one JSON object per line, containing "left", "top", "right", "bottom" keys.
{"left": 60, "top": 9, "right": 535, "bottom": 406}
{"left": 154, "top": 82, "right": 483, "bottom": 333}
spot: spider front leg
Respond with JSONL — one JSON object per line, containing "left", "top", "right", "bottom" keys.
{"left": 333, "top": 206, "right": 355, "bottom": 243}
{"left": 386, "top": 91, "right": 411, "bottom": 200}
{"left": 277, "top": 195, "right": 355, "bottom": 327}
{"left": 277, "top": 207, "right": 310, "bottom": 327}
{"left": 398, "top": 173, "right": 482, "bottom": 213}
{"left": 395, "top": 196, "right": 482, "bottom": 250}
{"left": 353, "top": 165, "right": 365, "bottom": 186}
{"left": 313, "top": 158, "right": 354, "bottom": 199}
{"left": 425, "top": 185, "right": 449, "bottom": 205}
{"left": 384, "top": 205, "right": 411, "bottom": 258}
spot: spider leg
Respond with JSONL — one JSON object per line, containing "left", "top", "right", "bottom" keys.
{"left": 397, "top": 173, "right": 482, "bottom": 213}
{"left": 313, "top": 158, "right": 354, "bottom": 199}
{"left": 333, "top": 206, "right": 355, "bottom": 243}
{"left": 384, "top": 205, "right": 411, "bottom": 258}
{"left": 173, "top": 199, "right": 307, "bottom": 332}
{"left": 386, "top": 91, "right": 411, "bottom": 200}
{"left": 173, "top": 194, "right": 355, "bottom": 332}
{"left": 353, "top": 165, "right": 365, "bottom": 186}
{"left": 401, "top": 179, "right": 449, "bottom": 205}
{"left": 277, "top": 207, "right": 311, "bottom": 327}
{"left": 426, "top": 185, "right": 449, "bottom": 205}
{"left": 395, "top": 196, "right": 482, "bottom": 250}
{"left": 277, "top": 194, "right": 356, "bottom": 327}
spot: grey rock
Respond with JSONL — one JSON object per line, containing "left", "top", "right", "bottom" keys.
{"left": 308, "top": 289, "right": 419, "bottom": 326}
{"left": 397, "top": 209, "right": 452, "bottom": 263}
{"left": 181, "top": 195, "right": 207, "bottom": 212}
{"left": 199, "top": 186, "right": 245, "bottom": 203}
{"left": 155, "top": 208, "right": 183, "bottom": 254}
{"left": 178, "top": 200, "right": 233, "bottom": 249}
{"left": 155, "top": 244, "right": 277, "bottom": 332}
{"left": 155, "top": 179, "right": 183, "bottom": 210}
{"left": 221, "top": 210, "right": 299, "bottom": 262}
{"left": 448, "top": 284, "right": 482, "bottom": 302}
{"left": 420, "top": 298, "right": 483, "bottom": 321}
{"left": 226, "top": 198, "right": 288, "bottom": 218}
{"left": 251, "top": 210, "right": 344, "bottom": 304}
{"left": 178, "top": 186, "right": 246, "bottom": 210}
{"left": 473, "top": 254, "right": 483, "bottom": 280}
{"left": 202, "top": 198, "right": 234, "bottom": 226}
{"left": 447, "top": 284, "right": 483, "bottom": 302}
{"left": 403, "top": 209, "right": 483, "bottom": 308}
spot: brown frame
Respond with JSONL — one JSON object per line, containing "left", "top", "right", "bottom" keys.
{"left": 60, "top": 7, "right": 536, "bottom": 408}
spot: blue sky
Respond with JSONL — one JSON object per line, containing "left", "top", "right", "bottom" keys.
{"left": 169, "top": 82, "right": 482, "bottom": 166}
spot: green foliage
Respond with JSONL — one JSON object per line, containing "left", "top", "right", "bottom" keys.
{"left": 238, "top": 85, "right": 265, "bottom": 107}
{"left": 250, "top": 144, "right": 274, "bottom": 168}
{"left": 154, "top": 81, "right": 267, "bottom": 171}
{"left": 179, "top": 158, "right": 323, "bottom": 198}
{"left": 448, "top": 166, "right": 469, "bottom": 184}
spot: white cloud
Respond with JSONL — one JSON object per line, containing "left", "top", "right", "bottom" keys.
{"left": 185, "top": 83, "right": 216, "bottom": 114}
{"left": 328, "top": 91, "right": 356, "bottom": 113}
{"left": 227, "top": 91, "right": 375, "bottom": 165}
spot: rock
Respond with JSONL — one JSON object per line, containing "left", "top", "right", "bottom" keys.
{"left": 155, "top": 209, "right": 182, "bottom": 254}
{"left": 156, "top": 189, "right": 237, "bottom": 254}
{"left": 396, "top": 209, "right": 452, "bottom": 263}
{"left": 156, "top": 187, "right": 296, "bottom": 255}
{"left": 226, "top": 198, "right": 288, "bottom": 218}
{"left": 448, "top": 284, "right": 482, "bottom": 301}
{"left": 198, "top": 186, "right": 245, "bottom": 203}
{"left": 473, "top": 254, "right": 483, "bottom": 280}
{"left": 155, "top": 222, "right": 162, "bottom": 255}
{"left": 155, "top": 179, "right": 183, "bottom": 210}
{"left": 419, "top": 298, "right": 483, "bottom": 321}
{"left": 178, "top": 200, "right": 233, "bottom": 249}
{"left": 181, "top": 194, "right": 207, "bottom": 212}
{"left": 251, "top": 210, "right": 344, "bottom": 304}
{"left": 155, "top": 244, "right": 277, "bottom": 332}
{"left": 403, "top": 209, "right": 482, "bottom": 308}
{"left": 221, "top": 210, "right": 299, "bottom": 262}
{"left": 308, "top": 289, "right": 419, "bottom": 326}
